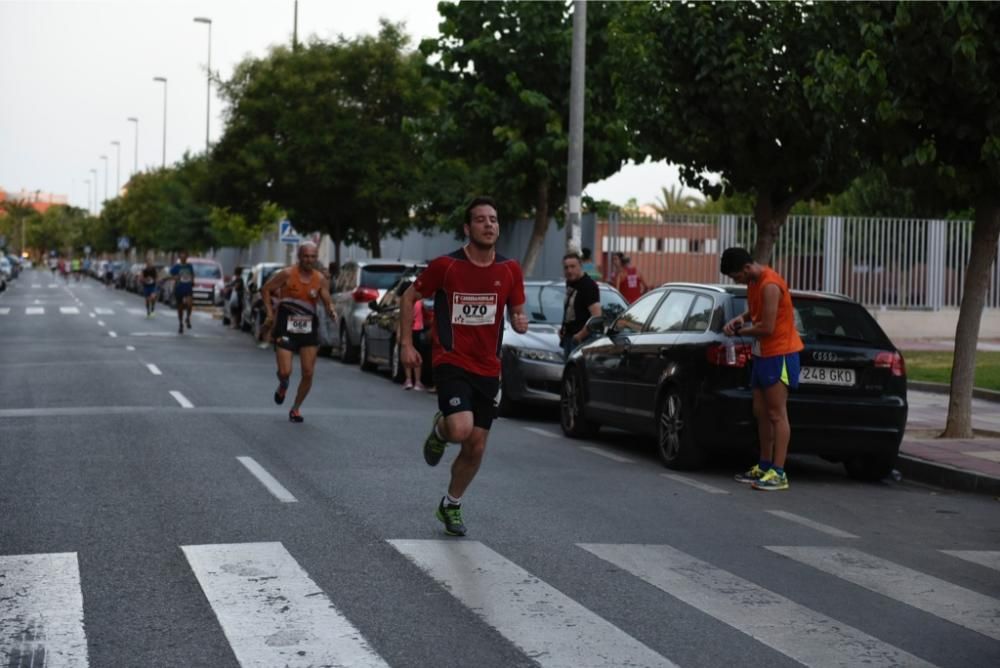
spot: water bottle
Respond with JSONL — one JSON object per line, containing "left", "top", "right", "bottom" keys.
{"left": 725, "top": 338, "right": 736, "bottom": 366}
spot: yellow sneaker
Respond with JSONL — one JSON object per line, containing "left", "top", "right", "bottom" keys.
{"left": 735, "top": 464, "right": 766, "bottom": 484}
{"left": 752, "top": 469, "right": 789, "bottom": 491}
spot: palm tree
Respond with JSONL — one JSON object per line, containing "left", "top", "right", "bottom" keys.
{"left": 652, "top": 184, "right": 701, "bottom": 216}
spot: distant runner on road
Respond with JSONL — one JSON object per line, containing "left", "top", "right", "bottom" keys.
{"left": 400, "top": 196, "right": 528, "bottom": 537}
{"left": 141, "top": 259, "right": 159, "bottom": 318}
{"left": 169, "top": 251, "right": 195, "bottom": 334}
{"left": 261, "top": 242, "right": 336, "bottom": 423}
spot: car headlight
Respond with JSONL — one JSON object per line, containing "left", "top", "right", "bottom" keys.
{"left": 512, "top": 347, "right": 563, "bottom": 363}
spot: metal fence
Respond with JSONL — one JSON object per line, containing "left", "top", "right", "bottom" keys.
{"left": 598, "top": 213, "right": 1000, "bottom": 310}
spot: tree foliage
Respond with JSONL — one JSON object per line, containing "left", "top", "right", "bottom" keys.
{"left": 610, "top": 1, "right": 868, "bottom": 261}
{"left": 420, "top": 1, "right": 633, "bottom": 273}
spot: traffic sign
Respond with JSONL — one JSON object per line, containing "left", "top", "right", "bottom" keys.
{"left": 117, "top": 236, "right": 130, "bottom": 250}
{"left": 279, "top": 219, "right": 300, "bottom": 244}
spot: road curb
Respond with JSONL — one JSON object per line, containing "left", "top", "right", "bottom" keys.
{"left": 909, "top": 381, "right": 1000, "bottom": 403}
{"left": 896, "top": 454, "right": 1000, "bottom": 497}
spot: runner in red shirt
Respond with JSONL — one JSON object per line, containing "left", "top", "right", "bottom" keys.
{"left": 400, "top": 196, "right": 529, "bottom": 536}
{"left": 615, "top": 255, "right": 648, "bottom": 303}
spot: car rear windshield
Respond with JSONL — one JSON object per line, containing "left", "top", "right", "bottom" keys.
{"left": 360, "top": 265, "right": 410, "bottom": 289}
{"left": 530, "top": 285, "right": 628, "bottom": 323}
{"left": 194, "top": 264, "right": 222, "bottom": 279}
{"left": 731, "top": 296, "right": 890, "bottom": 346}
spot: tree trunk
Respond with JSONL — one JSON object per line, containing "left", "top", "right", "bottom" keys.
{"left": 521, "top": 179, "right": 550, "bottom": 277}
{"left": 366, "top": 217, "right": 382, "bottom": 259}
{"left": 941, "top": 196, "right": 1000, "bottom": 438}
{"left": 751, "top": 196, "right": 789, "bottom": 265}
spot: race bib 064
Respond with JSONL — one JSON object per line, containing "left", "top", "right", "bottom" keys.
{"left": 452, "top": 293, "right": 498, "bottom": 326}
{"left": 287, "top": 315, "right": 313, "bottom": 334}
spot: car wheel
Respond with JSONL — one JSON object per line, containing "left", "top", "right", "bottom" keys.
{"left": 560, "top": 367, "right": 597, "bottom": 438}
{"left": 844, "top": 453, "right": 897, "bottom": 482}
{"left": 390, "top": 338, "right": 404, "bottom": 383}
{"left": 339, "top": 325, "right": 359, "bottom": 364}
{"left": 359, "top": 332, "right": 376, "bottom": 371}
{"left": 656, "top": 387, "right": 704, "bottom": 470}
{"left": 498, "top": 378, "right": 519, "bottom": 417}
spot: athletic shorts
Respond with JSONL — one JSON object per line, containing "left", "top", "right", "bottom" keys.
{"left": 273, "top": 307, "right": 319, "bottom": 352}
{"left": 174, "top": 283, "right": 193, "bottom": 298}
{"left": 751, "top": 352, "right": 800, "bottom": 390}
{"left": 143, "top": 284, "right": 157, "bottom": 297}
{"left": 434, "top": 363, "right": 501, "bottom": 431}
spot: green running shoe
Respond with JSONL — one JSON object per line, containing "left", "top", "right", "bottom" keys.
{"left": 423, "top": 412, "right": 447, "bottom": 466}
{"left": 436, "top": 498, "right": 467, "bottom": 536}
{"left": 735, "top": 464, "right": 766, "bottom": 484}
{"left": 752, "top": 469, "right": 789, "bottom": 491}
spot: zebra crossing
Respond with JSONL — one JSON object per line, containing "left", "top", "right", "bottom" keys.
{"left": 0, "top": 306, "right": 214, "bottom": 317}
{"left": 3, "top": 542, "right": 997, "bottom": 667}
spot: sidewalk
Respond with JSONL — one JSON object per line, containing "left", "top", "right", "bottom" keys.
{"left": 897, "top": 388, "right": 1000, "bottom": 495}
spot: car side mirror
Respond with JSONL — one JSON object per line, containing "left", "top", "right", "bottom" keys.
{"left": 368, "top": 300, "right": 379, "bottom": 311}
{"left": 585, "top": 315, "right": 606, "bottom": 335}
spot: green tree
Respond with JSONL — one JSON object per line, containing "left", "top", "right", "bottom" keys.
{"left": 212, "top": 22, "right": 428, "bottom": 260}
{"left": 119, "top": 155, "right": 213, "bottom": 253}
{"left": 420, "top": 1, "right": 633, "bottom": 274}
{"left": 652, "top": 184, "right": 701, "bottom": 215}
{"left": 610, "top": 1, "right": 867, "bottom": 262}
{"left": 814, "top": 2, "right": 1000, "bottom": 438}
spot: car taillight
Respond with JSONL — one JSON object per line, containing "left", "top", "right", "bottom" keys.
{"left": 352, "top": 287, "right": 379, "bottom": 303}
{"left": 706, "top": 342, "right": 752, "bottom": 367}
{"left": 875, "top": 351, "right": 905, "bottom": 377}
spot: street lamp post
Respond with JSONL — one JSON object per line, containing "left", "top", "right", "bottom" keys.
{"left": 127, "top": 117, "right": 139, "bottom": 176}
{"left": 99, "top": 155, "right": 109, "bottom": 203}
{"left": 153, "top": 76, "right": 168, "bottom": 168}
{"left": 89, "top": 169, "right": 98, "bottom": 215}
{"left": 110, "top": 141, "right": 121, "bottom": 195}
{"left": 84, "top": 179, "right": 91, "bottom": 215}
{"left": 193, "top": 17, "right": 212, "bottom": 152}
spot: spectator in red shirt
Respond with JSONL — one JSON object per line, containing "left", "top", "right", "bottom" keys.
{"left": 399, "top": 196, "right": 529, "bottom": 537}
{"left": 616, "top": 255, "right": 648, "bottom": 303}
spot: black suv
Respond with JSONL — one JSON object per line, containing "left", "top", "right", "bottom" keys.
{"left": 560, "top": 283, "right": 907, "bottom": 480}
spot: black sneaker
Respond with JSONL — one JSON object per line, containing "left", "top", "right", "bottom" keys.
{"left": 289, "top": 408, "right": 304, "bottom": 423}
{"left": 436, "top": 498, "right": 466, "bottom": 536}
{"left": 186, "top": 318, "right": 192, "bottom": 329}
{"left": 178, "top": 323, "right": 184, "bottom": 334}
{"left": 274, "top": 382, "right": 288, "bottom": 405}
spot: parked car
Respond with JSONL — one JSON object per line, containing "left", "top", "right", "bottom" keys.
{"left": 124, "top": 263, "right": 145, "bottom": 292}
{"left": 329, "top": 259, "right": 424, "bottom": 362}
{"left": 560, "top": 283, "right": 908, "bottom": 480}
{"left": 0, "top": 256, "right": 13, "bottom": 280}
{"left": 499, "top": 280, "right": 627, "bottom": 414}
{"left": 240, "top": 262, "right": 284, "bottom": 337}
{"left": 358, "top": 270, "right": 433, "bottom": 384}
{"left": 160, "top": 257, "right": 225, "bottom": 306}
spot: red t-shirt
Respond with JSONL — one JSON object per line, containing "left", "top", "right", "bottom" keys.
{"left": 618, "top": 266, "right": 643, "bottom": 303}
{"left": 413, "top": 248, "right": 526, "bottom": 377}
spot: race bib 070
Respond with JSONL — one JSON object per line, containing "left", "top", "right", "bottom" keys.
{"left": 452, "top": 293, "right": 498, "bottom": 326}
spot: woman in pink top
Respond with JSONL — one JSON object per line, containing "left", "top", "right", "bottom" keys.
{"left": 402, "top": 280, "right": 427, "bottom": 391}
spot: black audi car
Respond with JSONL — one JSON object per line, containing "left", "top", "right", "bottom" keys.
{"left": 560, "top": 283, "right": 908, "bottom": 480}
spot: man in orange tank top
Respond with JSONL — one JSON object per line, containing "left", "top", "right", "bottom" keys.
{"left": 261, "top": 242, "right": 337, "bottom": 422}
{"left": 720, "top": 247, "right": 804, "bottom": 491}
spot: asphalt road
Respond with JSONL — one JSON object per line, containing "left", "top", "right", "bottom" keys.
{"left": 2, "top": 269, "right": 999, "bottom": 668}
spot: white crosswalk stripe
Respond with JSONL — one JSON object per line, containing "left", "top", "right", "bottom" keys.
{"left": 182, "top": 542, "right": 389, "bottom": 668}
{"left": 94, "top": 307, "right": 114, "bottom": 315}
{"left": 389, "top": 539, "right": 677, "bottom": 668}
{"left": 767, "top": 546, "right": 1000, "bottom": 641}
{"left": 60, "top": 306, "right": 81, "bottom": 314}
{"left": 25, "top": 307, "right": 44, "bottom": 315}
{"left": 0, "top": 552, "right": 90, "bottom": 667}
{"left": 0, "top": 307, "right": 9, "bottom": 315}
{"left": 582, "top": 543, "right": 934, "bottom": 667}
{"left": 943, "top": 550, "right": 1000, "bottom": 572}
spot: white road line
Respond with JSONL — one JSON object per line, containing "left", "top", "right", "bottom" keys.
{"left": 97, "top": 320, "right": 105, "bottom": 327}
{"left": 524, "top": 426, "right": 561, "bottom": 439}
{"left": 766, "top": 546, "right": 1000, "bottom": 641}
{"left": 60, "top": 306, "right": 81, "bottom": 314}
{"left": 943, "top": 550, "right": 1000, "bottom": 572}
{"left": 236, "top": 457, "right": 298, "bottom": 503}
{"left": 127, "top": 308, "right": 146, "bottom": 316}
{"left": 146, "top": 364, "right": 162, "bottom": 376}
{"left": 31, "top": 283, "right": 41, "bottom": 288}
{"left": 0, "top": 552, "right": 90, "bottom": 667}
{"left": 582, "top": 543, "right": 933, "bottom": 668}
{"left": 389, "top": 540, "right": 676, "bottom": 668}
{"left": 125, "top": 345, "right": 136, "bottom": 351}
{"left": 169, "top": 391, "right": 194, "bottom": 408}
{"left": 182, "top": 542, "right": 388, "bottom": 668}
{"left": 25, "top": 307, "right": 44, "bottom": 315}
{"left": 89, "top": 313, "right": 96, "bottom": 318}
{"left": 48, "top": 283, "right": 58, "bottom": 288}
{"left": 108, "top": 331, "right": 118, "bottom": 338}
{"left": 94, "top": 307, "right": 114, "bottom": 314}
{"left": 580, "top": 446, "right": 634, "bottom": 463}
{"left": 660, "top": 473, "right": 729, "bottom": 495}
{"left": 0, "top": 307, "right": 9, "bottom": 315}
{"left": 765, "top": 511, "right": 858, "bottom": 539}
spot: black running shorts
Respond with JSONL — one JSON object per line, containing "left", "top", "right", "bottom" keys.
{"left": 273, "top": 306, "right": 319, "bottom": 352}
{"left": 434, "top": 363, "right": 501, "bottom": 431}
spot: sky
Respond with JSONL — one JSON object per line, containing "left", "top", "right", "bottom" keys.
{"left": 0, "top": 0, "right": 682, "bottom": 212}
